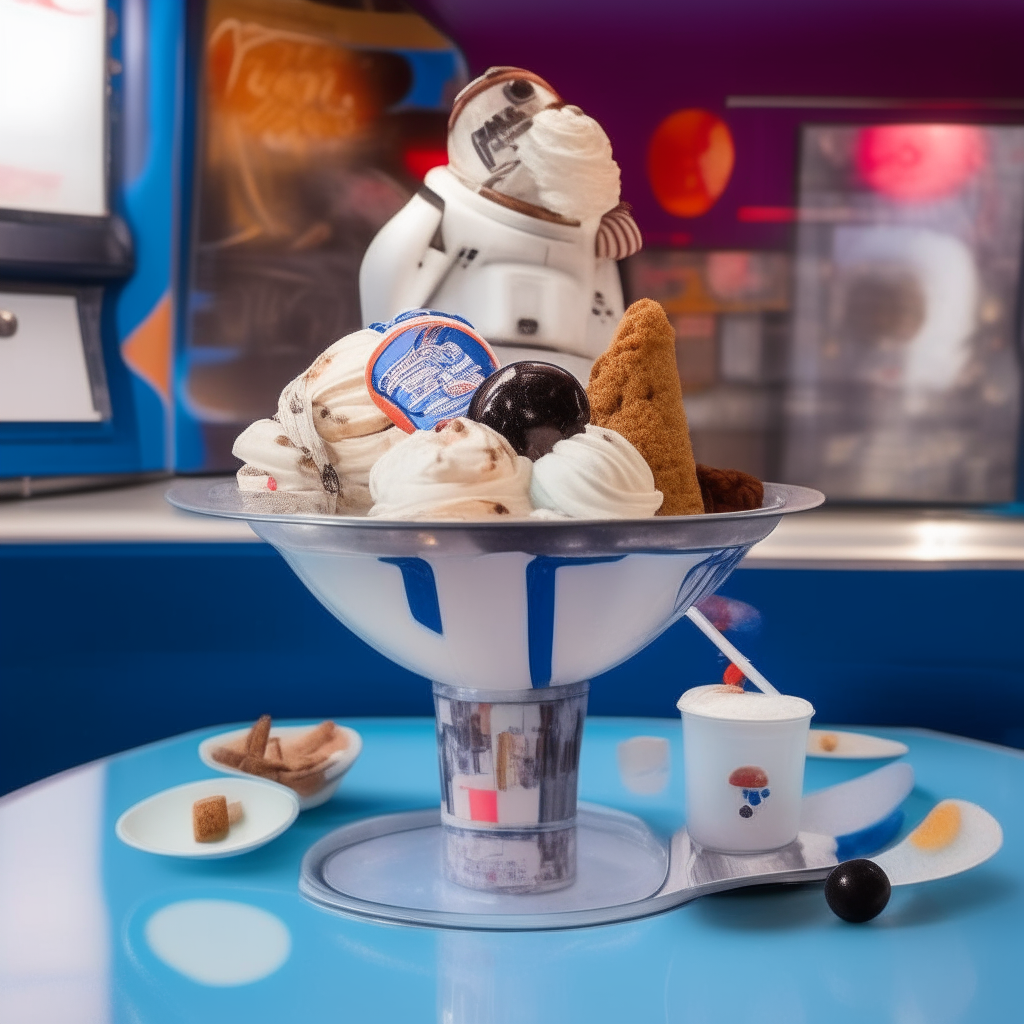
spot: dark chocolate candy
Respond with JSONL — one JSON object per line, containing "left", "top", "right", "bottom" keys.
{"left": 467, "top": 361, "right": 590, "bottom": 461}
{"left": 824, "top": 859, "right": 891, "bottom": 923}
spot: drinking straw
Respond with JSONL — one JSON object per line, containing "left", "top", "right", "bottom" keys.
{"left": 684, "top": 607, "right": 781, "bottom": 696}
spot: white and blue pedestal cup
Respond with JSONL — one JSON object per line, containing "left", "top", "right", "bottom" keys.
{"left": 167, "top": 479, "right": 824, "bottom": 900}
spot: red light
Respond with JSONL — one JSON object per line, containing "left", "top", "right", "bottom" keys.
{"left": 856, "top": 125, "right": 986, "bottom": 203}
{"left": 737, "top": 206, "right": 797, "bottom": 223}
{"left": 403, "top": 147, "right": 448, "bottom": 180}
{"left": 647, "top": 109, "right": 735, "bottom": 218}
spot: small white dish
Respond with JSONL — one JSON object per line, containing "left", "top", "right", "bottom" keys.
{"left": 198, "top": 723, "right": 362, "bottom": 810}
{"left": 115, "top": 778, "right": 299, "bottom": 858}
{"left": 807, "top": 728, "right": 909, "bottom": 760}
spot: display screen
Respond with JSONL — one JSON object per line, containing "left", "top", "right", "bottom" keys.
{"left": 180, "top": 0, "right": 463, "bottom": 469}
{"left": 785, "top": 124, "right": 1024, "bottom": 502}
{"left": 0, "top": 0, "right": 107, "bottom": 217}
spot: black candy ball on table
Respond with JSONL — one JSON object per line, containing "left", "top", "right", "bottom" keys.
{"left": 824, "top": 859, "right": 891, "bottom": 923}
{"left": 468, "top": 362, "right": 590, "bottom": 461}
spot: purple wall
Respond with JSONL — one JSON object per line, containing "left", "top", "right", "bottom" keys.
{"left": 413, "top": 0, "right": 1024, "bottom": 249}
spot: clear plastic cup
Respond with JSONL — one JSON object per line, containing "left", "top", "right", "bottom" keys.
{"left": 677, "top": 685, "right": 814, "bottom": 853}
{"left": 434, "top": 680, "right": 588, "bottom": 893}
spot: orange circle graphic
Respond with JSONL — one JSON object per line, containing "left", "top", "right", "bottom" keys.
{"left": 648, "top": 109, "right": 735, "bottom": 218}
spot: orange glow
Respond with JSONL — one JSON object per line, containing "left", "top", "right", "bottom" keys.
{"left": 207, "top": 19, "right": 373, "bottom": 154}
{"left": 856, "top": 125, "right": 986, "bottom": 203}
{"left": 647, "top": 109, "right": 735, "bottom": 218}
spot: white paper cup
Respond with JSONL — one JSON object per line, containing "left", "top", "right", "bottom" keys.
{"left": 677, "top": 685, "right": 814, "bottom": 853}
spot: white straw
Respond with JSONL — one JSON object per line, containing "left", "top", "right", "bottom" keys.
{"left": 684, "top": 606, "right": 781, "bottom": 696}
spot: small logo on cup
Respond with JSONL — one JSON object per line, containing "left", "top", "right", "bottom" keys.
{"left": 728, "top": 765, "right": 770, "bottom": 819}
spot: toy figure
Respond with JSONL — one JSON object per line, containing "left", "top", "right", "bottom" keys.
{"left": 359, "top": 67, "right": 642, "bottom": 381}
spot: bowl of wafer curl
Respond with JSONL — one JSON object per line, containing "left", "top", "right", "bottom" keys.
{"left": 199, "top": 715, "right": 362, "bottom": 810}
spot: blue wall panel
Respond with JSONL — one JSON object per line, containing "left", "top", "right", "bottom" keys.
{"left": 2, "top": 543, "right": 1022, "bottom": 794}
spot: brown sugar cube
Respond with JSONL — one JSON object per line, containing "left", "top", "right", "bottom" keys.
{"left": 588, "top": 299, "right": 704, "bottom": 515}
{"left": 245, "top": 715, "right": 272, "bottom": 758}
{"left": 226, "top": 800, "right": 244, "bottom": 825}
{"left": 193, "top": 796, "right": 230, "bottom": 842}
{"left": 696, "top": 464, "right": 764, "bottom": 514}
{"left": 819, "top": 733, "right": 839, "bottom": 752}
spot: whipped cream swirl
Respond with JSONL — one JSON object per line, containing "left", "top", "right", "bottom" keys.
{"left": 506, "top": 105, "right": 621, "bottom": 223}
{"left": 368, "top": 418, "right": 534, "bottom": 520}
{"left": 530, "top": 424, "right": 663, "bottom": 519}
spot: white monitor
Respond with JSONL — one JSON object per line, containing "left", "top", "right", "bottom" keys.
{"left": 0, "top": 0, "right": 107, "bottom": 217}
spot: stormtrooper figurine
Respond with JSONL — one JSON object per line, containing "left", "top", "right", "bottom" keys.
{"left": 359, "top": 67, "right": 643, "bottom": 381}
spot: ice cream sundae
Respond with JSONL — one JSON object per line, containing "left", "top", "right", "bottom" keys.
{"left": 233, "top": 302, "right": 764, "bottom": 521}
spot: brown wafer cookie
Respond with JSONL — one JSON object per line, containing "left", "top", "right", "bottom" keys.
{"left": 286, "top": 721, "right": 337, "bottom": 757}
{"left": 696, "top": 464, "right": 764, "bottom": 514}
{"left": 279, "top": 768, "right": 328, "bottom": 798}
{"left": 245, "top": 714, "right": 272, "bottom": 758}
{"left": 587, "top": 299, "right": 704, "bottom": 515}
{"left": 211, "top": 746, "right": 244, "bottom": 769}
{"left": 238, "top": 755, "right": 280, "bottom": 781}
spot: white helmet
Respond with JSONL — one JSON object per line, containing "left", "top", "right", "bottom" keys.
{"left": 447, "top": 67, "right": 562, "bottom": 189}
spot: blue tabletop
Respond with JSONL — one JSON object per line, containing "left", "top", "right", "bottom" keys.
{"left": 0, "top": 717, "right": 1021, "bottom": 1024}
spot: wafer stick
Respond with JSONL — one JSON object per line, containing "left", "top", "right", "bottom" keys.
{"left": 245, "top": 714, "right": 272, "bottom": 758}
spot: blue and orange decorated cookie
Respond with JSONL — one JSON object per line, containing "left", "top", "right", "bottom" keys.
{"left": 365, "top": 310, "right": 499, "bottom": 432}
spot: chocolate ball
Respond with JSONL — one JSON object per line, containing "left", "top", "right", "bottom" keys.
{"left": 824, "top": 859, "right": 891, "bottom": 923}
{"left": 467, "top": 361, "right": 590, "bottom": 461}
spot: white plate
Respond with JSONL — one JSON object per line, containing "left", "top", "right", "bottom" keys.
{"left": 198, "top": 723, "right": 362, "bottom": 811}
{"left": 115, "top": 778, "right": 299, "bottom": 858}
{"left": 807, "top": 728, "right": 909, "bottom": 759}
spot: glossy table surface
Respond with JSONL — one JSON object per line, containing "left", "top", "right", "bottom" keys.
{"left": 0, "top": 717, "right": 1020, "bottom": 1024}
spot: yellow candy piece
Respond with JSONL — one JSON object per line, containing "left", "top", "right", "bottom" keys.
{"left": 909, "top": 801, "right": 962, "bottom": 851}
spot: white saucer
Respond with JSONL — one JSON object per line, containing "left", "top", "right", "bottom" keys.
{"left": 198, "top": 723, "right": 362, "bottom": 810}
{"left": 116, "top": 778, "right": 299, "bottom": 858}
{"left": 807, "top": 728, "right": 909, "bottom": 759}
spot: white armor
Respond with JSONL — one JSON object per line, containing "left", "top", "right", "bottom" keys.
{"left": 359, "top": 67, "right": 641, "bottom": 380}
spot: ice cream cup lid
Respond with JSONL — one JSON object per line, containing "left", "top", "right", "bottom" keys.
{"left": 365, "top": 310, "right": 499, "bottom": 433}
{"left": 676, "top": 684, "right": 814, "bottom": 722}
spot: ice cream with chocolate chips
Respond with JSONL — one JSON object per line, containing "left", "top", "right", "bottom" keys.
{"left": 367, "top": 417, "right": 534, "bottom": 520}
{"left": 233, "top": 327, "right": 405, "bottom": 514}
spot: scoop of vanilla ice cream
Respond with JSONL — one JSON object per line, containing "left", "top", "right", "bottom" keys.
{"left": 368, "top": 418, "right": 534, "bottom": 520}
{"left": 234, "top": 417, "right": 319, "bottom": 491}
{"left": 328, "top": 426, "right": 407, "bottom": 515}
{"left": 504, "top": 105, "right": 621, "bottom": 223}
{"left": 233, "top": 417, "right": 337, "bottom": 514}
{"left": 297, "top": 328, "right": 392, "bottom": 441}
{"left": 234, "top": 325, "right": 402, "bottom": 514}
{"left": 530, "top": 424, "right": 663, "bottom": 518}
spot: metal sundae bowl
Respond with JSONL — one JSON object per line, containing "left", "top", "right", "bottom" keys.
{"left": 167, "top": 478, "right": 823, "bottom": 918}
